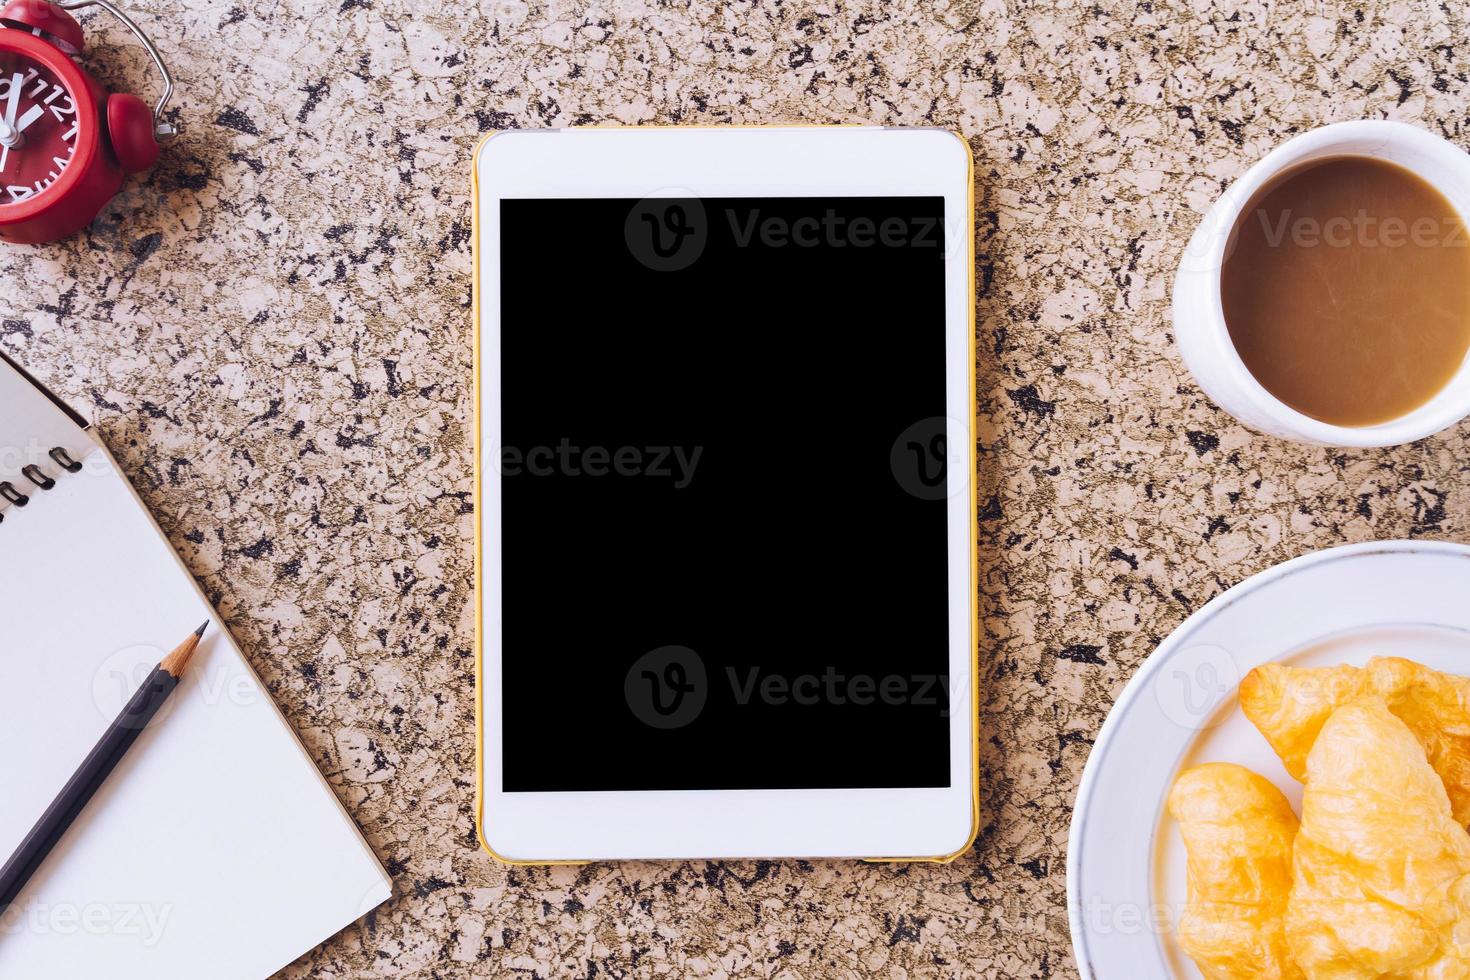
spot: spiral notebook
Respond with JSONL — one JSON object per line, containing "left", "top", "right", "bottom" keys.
{"left": 0, "top": 352, "right": 391, "bottom": 978}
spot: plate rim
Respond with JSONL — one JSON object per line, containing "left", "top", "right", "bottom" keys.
{"left": 1064, "top": 537, "right": 1470, "bottom": 977}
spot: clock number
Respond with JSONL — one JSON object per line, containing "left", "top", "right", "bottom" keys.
{"left": 0, "top": 68, "right": 38, "bottom": 100}
{"left": 6, "top": 184, "right": 32, "bottom": 202}
{"left": 48, "top": 95, "right": 73, "bottom": 121}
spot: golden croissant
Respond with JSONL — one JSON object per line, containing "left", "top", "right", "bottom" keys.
{"left": 1239, "top": 657, "right": 1470, "bottom": 824}
{"left": 1168, "top": 763, "right": 1303, "bottom": 979}
{"left": 1287, "top": 700, "right": 1470, "bottom": 978}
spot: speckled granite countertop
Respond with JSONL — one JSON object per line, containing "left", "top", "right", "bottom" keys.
{"left": 2, "top": 0, "right": 1469, "bottom": 976}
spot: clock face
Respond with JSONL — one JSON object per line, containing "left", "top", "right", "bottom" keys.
{"left": 0, "top": 51, "right": 79, "bottom": 207}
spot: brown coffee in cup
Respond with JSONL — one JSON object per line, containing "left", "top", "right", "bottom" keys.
{"left": 1220, "top": 156, "right": 1470, "bottom": 427}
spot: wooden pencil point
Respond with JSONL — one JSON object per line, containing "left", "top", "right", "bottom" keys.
{"left": 160, "top": 624, "right": 206, "bottom": 678}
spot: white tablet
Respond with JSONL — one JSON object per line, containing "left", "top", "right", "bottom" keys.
{"left": 473, "top": 126, "right": 976, "bottom": 862}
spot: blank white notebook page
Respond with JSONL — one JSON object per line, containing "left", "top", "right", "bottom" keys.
{"left": 0, "top": 442, "right": 390, "bottom": 978}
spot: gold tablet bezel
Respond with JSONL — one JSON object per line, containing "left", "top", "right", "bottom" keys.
{"left": 471, "top": 126, "right": 978, "bottom": 865}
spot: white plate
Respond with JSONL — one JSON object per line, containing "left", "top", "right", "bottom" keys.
{"left": 1066, "top": 540, "right": 1470, "bottom": 979}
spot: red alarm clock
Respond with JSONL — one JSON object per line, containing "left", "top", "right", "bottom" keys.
{"left": 0, "top": 0, "right": 174, "bottom": 244}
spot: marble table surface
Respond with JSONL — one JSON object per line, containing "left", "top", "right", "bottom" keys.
{"left": 4, "top": 0, "right": 1470, "bottom": 976}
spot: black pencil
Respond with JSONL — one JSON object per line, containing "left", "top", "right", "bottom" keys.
{"left": 0, "top": 622, "right": 209, "bottom": 913}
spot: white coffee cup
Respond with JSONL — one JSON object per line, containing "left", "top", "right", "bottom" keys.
{"left": 1172, "top": 120, "right": 1470, "bottom": 447}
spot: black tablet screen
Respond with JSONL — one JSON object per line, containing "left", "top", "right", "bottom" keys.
{"left": 497, "top": 196, "right": 953, "bottom": 791}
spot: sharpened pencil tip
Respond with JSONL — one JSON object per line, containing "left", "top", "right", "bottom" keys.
{"left": 160, "top": 625, "right": 206, "bottom": 678}
{"left": 195, "top": 621, "right": 209, "bottom": 638}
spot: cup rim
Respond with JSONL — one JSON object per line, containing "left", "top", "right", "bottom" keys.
{"left": 1192, "top": 119, "right": 1470, "bottom": 448}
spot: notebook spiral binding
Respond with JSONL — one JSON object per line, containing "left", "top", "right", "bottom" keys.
{"left": 0, "top": 447, "right": 83, "bottom": 523}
